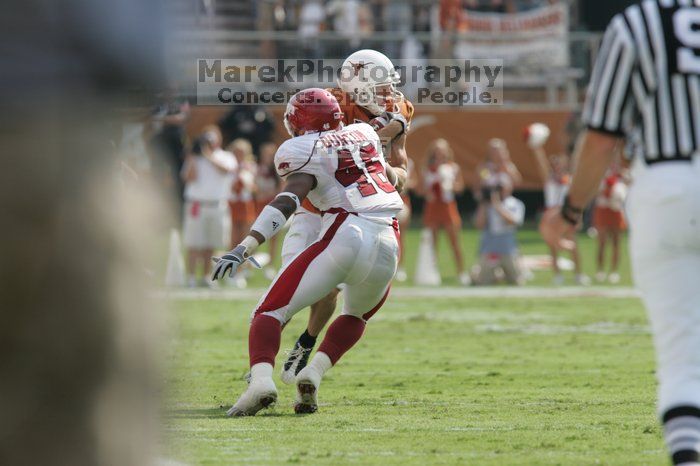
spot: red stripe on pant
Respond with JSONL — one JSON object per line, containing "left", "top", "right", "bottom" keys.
{"left": 361, "top": 286, "right": 390, "bottom": 321}
{"left": 392, "top": 217, "right": 401, "bottom": 261}
{"left": 255, "top": 212, "right": 348, "bottom": 315}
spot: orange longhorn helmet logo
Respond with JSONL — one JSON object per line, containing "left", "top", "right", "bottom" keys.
{"left": 349, "top": 61, "right": 373, "bottom": 77}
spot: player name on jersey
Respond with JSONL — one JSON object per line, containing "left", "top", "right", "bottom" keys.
{"left": 275, "top": 123, "right": 403, "bottom": 217}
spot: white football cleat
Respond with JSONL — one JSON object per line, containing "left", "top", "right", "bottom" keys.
{"left": 226, "top": 377, "right": 277, "bottom": 417}
{"left": 595, "top": 271, "right": 607, "bottom": 283}
{"left": 575, "top": 273, "right": 591, "bottom": 286}
{"left": 608, "top": 272, "right": 620, "bottom": 284}
{"left": 294, "top": 366, "right": 322, "bottom": 414}
{"left": 458, "top": 272, "right": 471, "bottom": 286}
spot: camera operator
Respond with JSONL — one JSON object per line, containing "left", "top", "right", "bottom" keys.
{"left": 181, "top": 128, "right": 237, "bottom": 287}
{"left": 473, "top": 174, "right": 526, "bottom": 285}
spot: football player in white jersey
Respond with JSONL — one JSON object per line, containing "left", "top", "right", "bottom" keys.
{"left": 211, "top": 88, "right": 403, "bottom": 416}
{"left": 278, "top": 49, "right": 411, "bottom": 384}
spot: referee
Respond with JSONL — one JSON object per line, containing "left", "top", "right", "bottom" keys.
{"left": 541, "top": 0, "right": 700, "bottom": 464}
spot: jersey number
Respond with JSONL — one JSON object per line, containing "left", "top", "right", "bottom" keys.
{"left": 673, "top": 8, "right": 700, "bottom": 74}
{"left": 335, "top": 144, "right": 396, "bottom": 197}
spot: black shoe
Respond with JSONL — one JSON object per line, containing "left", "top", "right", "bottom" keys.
{"left": 280, "top": 341, "right": 313, "bottom": 385}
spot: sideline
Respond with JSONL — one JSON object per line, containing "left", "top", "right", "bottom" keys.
{"left": 157, "top": 286, "right": 640, "bottom": 301}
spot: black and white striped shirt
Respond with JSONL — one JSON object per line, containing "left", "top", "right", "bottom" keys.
{"left": 582, "top": 0, "right": 700, "bottom": 164}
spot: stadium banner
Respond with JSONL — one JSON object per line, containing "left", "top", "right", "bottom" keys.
{"left": 454, "top": 4, "right": 569, "bottom": 68}
{"left": 195, "top": 59, "right": 503, "bottom": 106}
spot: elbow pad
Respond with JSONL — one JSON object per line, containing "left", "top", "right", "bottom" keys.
{"left": 275, "top": 191, "right": 301, "bottom": 209}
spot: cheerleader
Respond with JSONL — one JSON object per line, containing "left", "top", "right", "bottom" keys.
{"left": 593, "top": 158, "right": 628, "bottom": 284}
{"left": 526, "top": 123, "right": 589, "bottom": 286}
{"left": 421, "top": 139, "right": 469, "bottom": 285}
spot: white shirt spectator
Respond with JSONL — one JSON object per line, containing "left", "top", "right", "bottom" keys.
{"left": 326, "top": 0, "right": 359, "bottom": 39}
{"left": 184, "top": 149, "right": 237, "bottom": 202}
{"left": 299, "top": 0, "right": 326, "bottom": 39}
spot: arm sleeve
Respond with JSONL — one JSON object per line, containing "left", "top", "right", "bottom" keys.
{"left": 581, "top": 14, "right": 637, "bottom": 136}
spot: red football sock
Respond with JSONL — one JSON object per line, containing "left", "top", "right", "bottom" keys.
{"left": 317, "top": 315, "right": 366, "bottom": 365}
{"left": 248, "top": 314, "right": 281, "bottom": 367}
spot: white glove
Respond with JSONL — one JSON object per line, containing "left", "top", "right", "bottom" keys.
{"left": 525, "top": 123, "right": 550, "bottom": 149}
{"left": 211, "top": 245, "right": 261, "bottom": 281}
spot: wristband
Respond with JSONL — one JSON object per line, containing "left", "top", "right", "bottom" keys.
{"left": 386, "top": 112, "right": 408, "bottom": 137}
{"left": 561, "top": 195, "right": 583, "bottom": 226}
{"left": 250, "top": 205, "right": 287, "bottom": 241}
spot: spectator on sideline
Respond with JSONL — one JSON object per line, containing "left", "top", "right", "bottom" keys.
{"left": 228, "top": 137, "right": 258, "bottom": 247}
{"left": 527, "top": 127, "right": 590, "bottom": 286}
{"left": 181, "top": 128, "right": 236, "bottom": 287}
{"left": 476, "top": 138, "right": 523, "bottom": 188}
{"left": 421, "top": 139, "right": 470, "bottom": 286}
{"left": 298, "top": 0, "right": 325, "bottom": 59}
{"left": 326, "top": 0, "right": 360, "bottom": 57}
{"left": 147, "top": 88, "right": 190, "bottom": 213}
{"left": 593, "top": 159, "right": 628, "bottom": 284}
{"left": 382, "top": 0, "right": 412, "bottom": 58}
{"left": 473, "top": 174, "right": 526, "bottom": 285}
{"left": 255, "top": 142, "right": 281, "bottom": 212}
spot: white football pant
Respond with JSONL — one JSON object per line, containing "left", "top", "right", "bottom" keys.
{"left": 254, "top": 211, "right": 399, "bottom": 323}
{"left": 627, "top": 157, "right": 700, "bottom": 415}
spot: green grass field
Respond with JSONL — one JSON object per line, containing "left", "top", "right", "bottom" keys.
{"left": 162, "top": 228, "right": 661, "bottom": 465}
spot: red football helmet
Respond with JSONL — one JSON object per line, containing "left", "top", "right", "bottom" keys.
{"left": 283, "top": 88, "right": 343, "bottom": 137}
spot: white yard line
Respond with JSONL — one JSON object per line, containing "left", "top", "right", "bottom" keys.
{"left": 153, "top": 458, "right": 190, "bottom": 466}
{"left": 156, "top": 286, "right": 640, "bottom": 301}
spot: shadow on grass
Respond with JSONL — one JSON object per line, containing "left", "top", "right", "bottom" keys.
{"left": 166, "top": 407, "right": 300, "bottom": 419}
{"left": 166, "top": 407, "right": 226, "bottom": 419}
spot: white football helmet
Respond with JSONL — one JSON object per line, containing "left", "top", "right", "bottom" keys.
{"left": 337, "top": 49, "right": 401, "bottom": 116}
